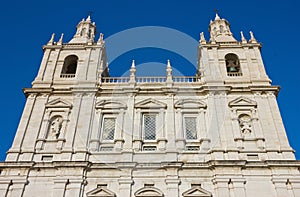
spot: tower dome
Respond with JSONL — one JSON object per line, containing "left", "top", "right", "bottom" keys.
{"left": 208, "top": 13, "right": 236, "bottom": 42}
{"left": 69, "top": 15, "right": 96, "bottom": 43}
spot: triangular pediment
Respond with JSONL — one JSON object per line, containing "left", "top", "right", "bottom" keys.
{"left": 135, "top": 98, "right": 167, "bottom": 109}
{"left": 175, "top": 99, "right": 207, "bottom": 109}
{"left": 135, "top": 187, "right": 163, "bottom": 197}
{"left": 96, "top": 100, "right": 127, "bottom": 109}
{"left": 182, "top": 187, "right": 212, "bottom": 197}
{"left": 228, "top": 96, "right": 257, "bottom": 108}
{"left": 45, "top": 98, "right": 72, "bottom": 109}
{"left": 86, "top": 187, "right": 115, "bottom": 197}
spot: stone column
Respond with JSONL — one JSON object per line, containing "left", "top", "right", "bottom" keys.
{"left": 61, "top": 93, "right": 82, "bottom": 161}
{"left": 213, "top": 178, "right": 230, "bottom": 197}
{"left": 65, "top": 179, "right": 85, "bottom": 197}
{"left": 6, "top": 94, "right": 37, "bottom": 161}
{"left": 157, "top": 108, "right": 167, "bottom": 151}
{"left": 267, "top": 93, "right": 294, "bottom": 158}
{"left": 175, "top": 109, "right": 184, "bottom": 151}
{"left": 273, "top": 179, "right": 288, "bottom": 197}
{"left": 115, "top": 109, "right": 125, "bottom": 151}
{"left": 290, "top": 180, "right": 300, "bottom": 197}
{"left": 10, "top": 179, "right": 28, "bottom": 197}
{"left": 133, "top": 108, "right": 142, "bottom": 151}
{"left": 0, "top": 180, "right": 11, "bottom": 197}
{"left": 232, "top": 179, "right": 246, "bottom": 197}
{"left": 118, "top": 179, "right": 133, "bottom": 197}
{"left": 89, "top": 109, "right": 102, "bottom": 151}
{"left": 34, "top": 49, "right": 51, "bottom": 82}
{"left": 165, "top": 94, "right": 175, "bottom": 151}
{"left": 53, "top": 178, "right": 68, "bottom": 197}
{"left": 35, "top": 108, "right": 51, "bottom": 150}
{"left": 123, "top": 93, "right": 135, "bottom": 150}
{"left": 165, "top": 179, "right": 180, "bottom": 197}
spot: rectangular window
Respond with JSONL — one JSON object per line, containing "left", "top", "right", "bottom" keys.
{"left": 102, "top": 117, "right": 116, "bottom": 140}
{"left": 143, "top": 114, "right": 156, "bottom": 140}
{"left": 143, "top": 146, "right": 157, "bottom": 151}
{"left": 184, "top": 116, "right": 197, "bottom": 140}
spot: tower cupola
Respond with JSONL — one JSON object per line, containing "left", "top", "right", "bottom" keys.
{"left": 208, "top": 13, "right": 236, "bottom": 42}
{"left": 69, "top": 15, "right": 96, "bottom": 43}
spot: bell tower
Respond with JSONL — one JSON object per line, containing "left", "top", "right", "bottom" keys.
{"left": 31, "top": 15, "right": 108, "bottom": 90}
{"left": 198, "top": 13, "right": 271, "bottom": 86}
{"left": 6, "top": 16, "right": 108, "bottom": 162}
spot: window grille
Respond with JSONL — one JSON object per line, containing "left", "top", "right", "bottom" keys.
{"left": 184, "top": 117, "right": 197, "bottom": 140}
{"left": 143, "top": 114, "right": 156, "bottom": 140}
{"left": 102, "top": 117, "right": 116, "bottom": 140}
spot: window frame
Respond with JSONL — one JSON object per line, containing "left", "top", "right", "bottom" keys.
{"left": 100, "top": 114, "right": 117, "bottom": 142}
{"left": 183, "top": 114, "right": 199, "bottom": 141}
{"left": 142, "top": 113, "right": 158, "bottom": 141}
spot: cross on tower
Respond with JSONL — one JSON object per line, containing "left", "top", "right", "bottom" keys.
{"left": 214, "top": 9, "right": 219, "bottom": 15}
{"left": 88, "top": 11, "right": 93, "bottom": 17}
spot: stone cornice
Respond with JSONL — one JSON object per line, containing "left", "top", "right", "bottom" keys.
{"left": 1, "top": 160, "right": 299, "bottom": 171}
{"left": 199, "top": 41, "right": 262, "bottom": 49}
{"left": 42, "top": 43, "right": 104, "bottom": 51}
{"left": 22, "top": 84, "right": 280, "bottom": 97}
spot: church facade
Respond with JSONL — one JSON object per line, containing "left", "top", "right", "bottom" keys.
{"left": 0, "top": 14, "right": 299, "bottom": 197}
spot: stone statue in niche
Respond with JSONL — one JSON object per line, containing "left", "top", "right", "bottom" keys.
{"left": 49, "top": 116, "right": 63, "bottom": 139}
{"left": 238, "top": 114, "right": 252, "bottom": 136}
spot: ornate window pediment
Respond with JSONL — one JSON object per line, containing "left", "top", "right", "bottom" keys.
{"left": 86, "top": 187, "right": 116, "bottom": 197}
{"left": 175, "top": 99, "right": 207, "bottom": 109}
{"left": 182, "top": 186, "right": 212, "bottom": 197}
{"left": 135, "top": 186, "right": 164, "bottom": 197}
{"left": 45, "top": 98, "right": 72, "bottom": 109}
{"left": 135, "top": 98, "right": 167, "bottom": 109}
{"left": 228, "top": 96, "right": 257, "bottom": 108}
{"left": 96, "top": 100, "right": 127, "bottom": 110}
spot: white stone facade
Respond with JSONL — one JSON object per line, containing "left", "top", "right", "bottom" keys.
{"left": 0, "top": 14, "right": 300, "bottom": 197}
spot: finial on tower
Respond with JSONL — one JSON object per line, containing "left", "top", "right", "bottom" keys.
{"left": 249, "top": 31, "right": 257, "bottom": 43}
{"left": 200, "top": 32, "right": 206, "bottom": 44}
{"left": 97, "top": 33, "right": 104, "bottom": 44}
{"left": 131, "top": 60, "right": 136, "bottom": 68}
{"left": 167, "top": 59, "right": 172, "bottom": 69}
{"left": 166, "top": 59, "right": 173, "bottom": 84}
{"left": 57, "top": 33, "right": 64, "bottom": 45}
{"left": 129, "top": 60, "right": 136, "bottom": 83}
{"left": 47, "top": 33, "right": 55, "bottom": 45}
{"left": 240, "top": 31, "right": 247, "bottom": 44}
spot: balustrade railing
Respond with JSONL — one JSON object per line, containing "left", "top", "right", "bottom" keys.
{"left": 101, "top": 77, "right": 130, "bottom": 83}
{"left": 136, "top": 76, "right": 166, "bottom": 83}
{"left": 227, "top": 72, "right": 243, "bottom": 77}
{"left": 60, "top": 74, "right": 76, "bottom": 78}
{"left": 101, "top": 76, "right": 201, "bottom": 84}
{"left": 173, "top": 76, "right": 200, "bottom": 82}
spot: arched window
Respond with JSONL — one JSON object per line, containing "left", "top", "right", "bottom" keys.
{"left": 225, "top": 53, "right": 242, "bottom": 76}
{"left": 60, "top": 55, "right": 78, "bottom": 78}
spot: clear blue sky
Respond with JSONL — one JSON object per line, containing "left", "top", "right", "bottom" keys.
{"left": 0, "top": 0, "right": 299, "bottom": 160}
